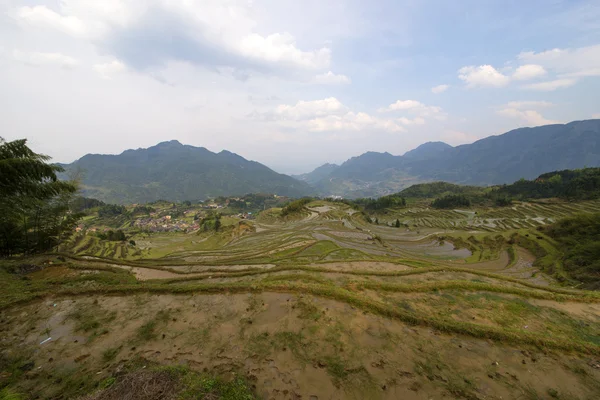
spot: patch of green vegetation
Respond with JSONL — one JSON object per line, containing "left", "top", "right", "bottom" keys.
{"left": 135, "top": 310, "right": 171, "bottom": 342}
{"left": 298, "top": 241, "right": 339, "bottom": 257}
{"left": 281, "top": 198, "right": 313, "bottom": 217}
{"left": 295, "top": 297, "right": 322, "bottom": 321}
{"left": 544, "top": 213, "right": 600, "bottom": 289}
{"left": 67, "top": 303, "right": 117, "bottom": 341}
{"left": 102, "top": 347, "right": 121, "bottom": 363}
{"left": 0, "top": 388, "right": 24, "bottom": 400}
{"left": 432, "top": 194, "right": 472, "bottom": 209}
{"left": 136, "top": 320, "right": 158, "bottom": 341}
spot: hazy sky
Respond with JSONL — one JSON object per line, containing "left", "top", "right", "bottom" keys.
{"left": 2, "top": 0, "right": 600, "bottom": 174}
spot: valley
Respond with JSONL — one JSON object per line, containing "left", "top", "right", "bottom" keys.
{"left": 2, "top": 196, "right": 600, "bottom": 399}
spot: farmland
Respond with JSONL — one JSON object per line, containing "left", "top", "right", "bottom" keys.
{"left": 1, "top": 199, "right": 600, "bottom": 399}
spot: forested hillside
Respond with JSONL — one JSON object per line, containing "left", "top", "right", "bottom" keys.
{"left": 62, "top": 140, "right": 314, "bottom": 204}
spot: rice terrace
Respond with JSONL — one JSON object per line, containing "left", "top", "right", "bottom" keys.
{"left": 2, "top": 167, "right": 600, "bottom": 400}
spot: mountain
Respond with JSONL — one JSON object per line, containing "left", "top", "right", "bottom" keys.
{"left": 304, "top": 119, "right": 600, "bottom": 198}
{"left": 62, "top": 140, "right": 314, "bottom": 204}
{"left": 292, "top": 163, "right": 339, "bottom": 185}
{"left": 402, "top": 141, "right": 452, "bottom": 160}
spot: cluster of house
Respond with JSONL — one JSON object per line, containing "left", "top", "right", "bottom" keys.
{"left": 201, "top": 203, "right": 224, "bottom": 209}
{"left": 236, "top": 212, "right": 255, "bottom": 220}
{"left": 133, "top": 215, "right": 200, "bottom": 232}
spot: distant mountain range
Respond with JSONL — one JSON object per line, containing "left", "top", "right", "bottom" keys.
{"left": 62, "top": 119, "right": 600, "bottom": 203}
{"left": 62, "top": 140, "right": 314, "bottom": 204}
{"left": 297, "top": 119, "right": 600, "bottom": 198}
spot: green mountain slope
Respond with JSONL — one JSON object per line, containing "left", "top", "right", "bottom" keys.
{"left": 63, "top": 140, "right": 314, "bottom": 204}
{"left": 303, "top": 120, "right": 600, "bottom": 198}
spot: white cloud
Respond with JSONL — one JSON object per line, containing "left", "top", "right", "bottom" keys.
{"left": 12, "top": 50, "right": 78, "bottom": 69}
{"left": 379, "top": 100, "right": 444, "bottom": 119}
{"left": 15, "top": 1, "right": 331, "bottom": 72}
{"left": 506, "top": 101, "right": 554, "bottom": 109}
{"left": 380, "top": 100, "right": 425, "bottom": 112}
{"left": 308, "top": 112, "right": 404, "bottom": 132}
{"left": 522, "top": 78, "right": 578, "bottom": 91}
{"left": 381, "top": 100, "right": 424, "bottom": 111}
{"left": 512, "top": 64, "right": 547, "bottom": 80}
{"left": 431, "top": 84, "right": 449, "bottom": 94}
{"left": 496, "top": 100, "right": 559, "bottom": 127}
{"left": 16, "top": 5, "right": 90, "bottom": 37}
{"left": 398, "top": 117, "right": 426, "bottom": 125}
{"left": 518, "top": 44, "right": 600, "bottom": 82}
{"left": 518, "top": 45, "right": 600, "bottom": 73}
{"left": 313, "top": 71, "right": 351, "bottom": 85}
{"left": 497, "top": 108, "right": 560, "bottom": 126}
{"left": 593, "top": 113, "right": 600, "bottom": 119}
{"left": 267, "top": 98, "right": 405, "bottom": 133}
{"left": 458, "top": 65, "right": 510, "bottom": 88}
{"left": 94, "top": 60, "right": 127, "bottom": 79}
{"left": 274, "top": 97, "right": 347, "bottom": 120}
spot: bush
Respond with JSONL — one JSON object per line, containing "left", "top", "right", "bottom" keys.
{"left": 431, "top": 194, "right": 471, "bottom": 209}
{"left": 281, "top": 198, "right": 312, "bottom": 216}
{"left": 544, "top": 213, "right": 600, "bottom": 288}
{"left": 98, "top": 204, "right": 127, "bottom": 218}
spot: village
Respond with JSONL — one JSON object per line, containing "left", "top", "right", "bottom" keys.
{"left": 74, "top": 197, "right": 262, "bottom": 236}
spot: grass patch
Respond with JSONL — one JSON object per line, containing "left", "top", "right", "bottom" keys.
{"left": 135, "top": 310, "right": 171, "bottom": 342}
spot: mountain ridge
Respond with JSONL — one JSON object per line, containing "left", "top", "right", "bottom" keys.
{"left": 63, "top": 141, "right": 315, "bottom": 204}
{"left": 301, "top": 119, "right": 600, "bottom": 197}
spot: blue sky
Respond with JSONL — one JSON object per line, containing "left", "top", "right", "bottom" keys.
{"left": 1, "top": 0, "right": 599, "bottom": 173}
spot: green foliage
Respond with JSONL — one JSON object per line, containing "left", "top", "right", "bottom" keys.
{"left": 131, "top": 205, "right": 155, "bottom": 215}
{"left": 70, "top": 197, "right": 105, "bottom": 212}
{"left": 431, "top": 194, "right": 471, "bottom": 209}
{"left": 281, "top": 198, "right": 312, "bottom": 216}
{"left": 97, "top": 229, "right": 127, "bottom": 241}
{"left": 356, "top": 194, "right": 406, "bottom": 210}
{"left": 0, "top": 137, "right": 79, "bottom": 256}
{"left": 199, "top": 213, "right": 222, "bottom": 232}
{"left": 544, "top": 213, "right": 600, "bottom": 289}
{"left": 494, "top": 196, "right": 512, "bottom": 206}
{"left": 0, "top": 388, "right": 24, "bottom": 400}
{"left": 494, "top": 168, "right": 600, "bottom": 200}
{"left": 400, "top": 182, "right": 482, "bottom": 199}
{"left": 98, "top": 204, "right": 127, "bottom": 217}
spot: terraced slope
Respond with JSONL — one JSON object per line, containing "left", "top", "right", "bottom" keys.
{"left": 2, "top": 201, "right": 600, "bottom": 399}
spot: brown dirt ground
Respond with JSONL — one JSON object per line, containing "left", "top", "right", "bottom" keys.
{"left": 2, "top": 293, "right": 599, "bottom": 400}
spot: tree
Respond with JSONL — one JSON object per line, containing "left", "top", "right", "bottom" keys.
{"left": 0, "top": 137, "right": 79, "bottom": 256}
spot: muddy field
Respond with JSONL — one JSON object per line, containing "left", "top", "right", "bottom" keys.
{"left": 2, "top": 200, "right": 600, "bottom": 399}
{"left": 3, "top": 293, "right": 600, "bottom": 400}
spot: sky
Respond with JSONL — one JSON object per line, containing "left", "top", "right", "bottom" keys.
{"left": 1, "top": 0, "right": 600, "bottom": 174}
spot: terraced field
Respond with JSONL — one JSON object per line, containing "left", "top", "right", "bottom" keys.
{"left": 2, "top": 201, "right": 600, "bottom": 399}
